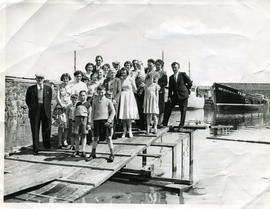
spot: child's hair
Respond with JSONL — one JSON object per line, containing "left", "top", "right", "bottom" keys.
{"left": 97, "top": 85, "right": 105, "bottom": 91}
{"left": 79, "top": 90, "right": 87, "bottom": 95}
{"left": 145, "top": 74, "right": 151, "bottom": 80}
{"left": 70, "top": 94, "right": 78, "bottom": 99}
{"left": 55, "top": 104, "right": 64, "bottom": 112}
{"left": 105, "top": 90, "right": 113, "bottom": 97}
{"left": 90, "top": 72, "right": 98, "bottom": 79}
{"left": 81, "top": 76, "right": 89, "bottom": 82}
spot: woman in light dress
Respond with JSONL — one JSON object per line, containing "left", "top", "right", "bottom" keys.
{"left": 118, "top": 68, "right": 139, "bottom": 138}
{"left": 55, "top": 73, "right": 72, "bottom": 148}
{"left": 144, "top": 73, "right": 160, "bottom": 135}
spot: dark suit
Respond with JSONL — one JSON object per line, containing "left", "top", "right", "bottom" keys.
{"left": 26, "top": 84, "right": 52, "bottom": 152}
{"left": 162, "top": 72, "right": 192, "bottom": 127}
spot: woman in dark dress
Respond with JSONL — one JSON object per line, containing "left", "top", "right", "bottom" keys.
{"left": 155, "top": 59, "right": 168, "bottom": 127}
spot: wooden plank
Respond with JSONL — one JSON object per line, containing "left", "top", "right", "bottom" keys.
{"left": 207, "top": 136, "right": 270, "bottom": 145}
{"left": 7, "top": 127, "right": 171, "bottom": 202}
{"left": 5, "top": 155, "right": 115, "bottom": 171}
{"left": 27, "top": 192, "right": 72, "bottom": 202}
{"left": 4, "top": 163, "right": 63, "bottom": 196}
{"left": 55, "top": 179, "right": 95, "bottom": 186}
{"left": 151, "top": 142, "right": 177, "bottom": 148}
{"left": 137, "top": 153, "right": 161, "bottom": 158}
{"left": 115, "top": 172, "right": 192, "bottom": 185}
{"left": 164, "top": 183, "right": 192, "bottom": 192}
{"left": 63, "top": 168, "right": 112, "bottom": 187}
{"left": 27, "top": 182, "right": 94, "bottom": 202}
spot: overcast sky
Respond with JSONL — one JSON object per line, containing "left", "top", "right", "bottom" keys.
{"left": 1, "top": 0, "right": 270, "bottom": 85}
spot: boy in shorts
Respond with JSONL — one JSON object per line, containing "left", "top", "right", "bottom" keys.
{"left": 87, "top": 85, "right": 115, "bottom": 162}
{"left": 73, "top": 90, "right": 91, "bottom": 158}
{"left": 66, "top": 94, "right": 78, "bottom": 150}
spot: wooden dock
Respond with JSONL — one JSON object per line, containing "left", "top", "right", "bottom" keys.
{"left": 4, "top": 128, "right": 192, "bottom": 202}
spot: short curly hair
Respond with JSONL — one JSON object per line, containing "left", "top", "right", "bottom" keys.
{"left": 60, "top": 73, "right": 71, "bottom": 81}
{"left": 85, "top": 62, "right": 95, "bottom": 71}
{"left": 120, "top": 67, "right": 129, "bottom": 76}
{"left": 73, "top": 70, "right": 84, "bottom": 77}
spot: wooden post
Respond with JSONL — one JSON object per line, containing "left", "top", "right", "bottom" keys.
{"left": 180, "top": 136, "right": 184, "bottom": 179}
{"left": 188, "top": 130, "right": 194, "bottom": 183}
{"left": 142, "top": 148, "right": 147, "bottom": 167}
{"left": 172, "top": 145, "right": 177, "bottom": 176}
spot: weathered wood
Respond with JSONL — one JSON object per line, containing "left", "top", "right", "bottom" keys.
{"left": 28, "top": 192, "right": 72, "bottom": 202}
{"left": 207, "top": 136, "right": 270, "bottom": 145}
{"left": 5, "top": 127, "right": 192, "bottom": 202}
{"left": 115, "top": 172, "right": 192, "bottom": 185}
{"left": 172, "top": 145, "right": 177, "bottom": 174}
{"left": 137, "top": 153, "right": 161, "bottom": 158}
{"left": 151, "top": 142, "right": 178, "bottom": 148}
{"left": 142, "top": 149, "right": 147, "bottom": 167}
{"left": 55, "top": 178, "right": 95, "bottom": 186}
{"left": 164, "top": 183, "right": 192, "bottom": 192}
{"left": 5, "top": 156, "right": 115, "bottom": 171}
{"left": 4, "top": 164, "right": 63, "bottom": 196}
{"left": 188, "top": 130, "right": 194, "bottom": 183}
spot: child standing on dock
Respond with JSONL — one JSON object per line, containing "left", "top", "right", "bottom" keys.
{"left": 52, "top": 105, "right": 68, "bottom": 148}
{"left": 144, "top": 73, "right": 160, "bottom": 135}
{"left": 66, "top": 94, "right": 78, "bottom": 150}
{"left": 73, "top": 90, "right": 92, "bottom": 158}
{"left": 87, "top": 85, "right": 115, "bottom": 162}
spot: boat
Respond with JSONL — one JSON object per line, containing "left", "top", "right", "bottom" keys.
{"left": 212, "top": 83, "right": 265, "bottom": 112}
{"left": 187, "top": 86, "right": 205, "bottom": 110}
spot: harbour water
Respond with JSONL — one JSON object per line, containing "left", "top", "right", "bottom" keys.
{"left": 5, "top": 108, "right": 270, "bottom": 204}
{"left": 73, "top": 109, "right": 270, "bottom": 204}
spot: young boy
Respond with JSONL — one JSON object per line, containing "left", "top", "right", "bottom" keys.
{"left": 66, "top": 94, "right": 78, "bottom": 150}
{"left": 87, "top": 85, "right": 115, "bottom": 162}
{"left": 73, "top": 90, "right": 91, "bottom": 158}
{"left": 105, "top": 90, "right": 116, "bottom": 139}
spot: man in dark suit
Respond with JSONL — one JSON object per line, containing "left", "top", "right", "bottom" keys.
{"left": 26, "top": 74, "right": 52, "bottom": 154}
{"left": 162, "top": 62, "right": 192, "bottom": 131}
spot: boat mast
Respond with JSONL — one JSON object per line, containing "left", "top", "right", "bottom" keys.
{"left": 188, "top": 59, "right": 191, "bottom": 77}
{"left": 74, "top": 50, "right": 77, "bottom": 72}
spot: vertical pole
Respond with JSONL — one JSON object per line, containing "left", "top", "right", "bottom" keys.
{"left": 74, "top": 50, "right": 77, "bottom": 72}
{"left": 172, "top": 145, "right": 177, "bottom": 177}
{"left": 142, "top": 148, "right": 147, "bottom": 167}
{"left": 180, "top": 136, "right": 184, "bottom": 179}
{"left": 162, "top": 50, "right": 164, "bottom": 63}
{"left": 188, "top": 60, "right": 191, "bottom": 78}
{"left": 189, "top": 130, "right": 194, "bottom": 183}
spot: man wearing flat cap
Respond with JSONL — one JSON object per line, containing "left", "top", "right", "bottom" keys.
{"left": 26, "top": 74, "right": 52, "bottom": 154}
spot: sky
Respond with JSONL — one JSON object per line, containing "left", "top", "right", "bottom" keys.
{"left": 1, "top": 0, "right": 270, "bottom": 85}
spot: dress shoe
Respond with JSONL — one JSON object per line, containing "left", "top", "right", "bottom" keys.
{"left": 81, "top": 152, "right": 87, "bottom": 158}
{"left": 107, "top": 154, "right": 114, "bottom": 163}
{"left": 86, "top": 154, "right": 96, "bottom": 162}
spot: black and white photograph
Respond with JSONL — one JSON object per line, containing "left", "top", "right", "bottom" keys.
{"left": 1, "top": 0, "right": 270, "bottom": 208}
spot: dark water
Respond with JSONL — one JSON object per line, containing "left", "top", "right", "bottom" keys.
{"left": 4, "top": 108, "right": 270, "bottom": 203}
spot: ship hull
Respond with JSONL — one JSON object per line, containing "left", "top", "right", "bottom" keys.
{"left": 213, "top": 83, "right": 264, "bottom": 112}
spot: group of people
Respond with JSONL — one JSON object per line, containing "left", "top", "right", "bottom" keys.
{"left": 25, "top": 55, "right": 193, "bottom": 162}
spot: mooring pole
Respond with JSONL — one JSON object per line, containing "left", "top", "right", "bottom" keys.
{"left": 74, "top": 50, "right": 77, "bottom": 72}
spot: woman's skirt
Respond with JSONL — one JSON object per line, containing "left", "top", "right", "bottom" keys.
{"left": 119, "top": 91, "right": 139, "bottom": 120}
